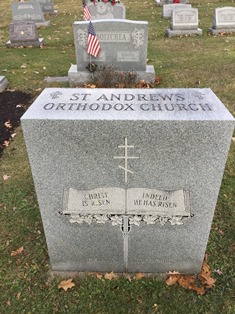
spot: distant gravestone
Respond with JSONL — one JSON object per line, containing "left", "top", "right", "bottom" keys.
{"left": 166, "top": 8, "right": 202, "bottom": 37}
{"left": 0, "top": 76, "right": 8, "bottom": 92}
{"left": 68, "top": 19, "right": 155, "bottom": 85}
{"left": 87, "top": 2, "right": 125, "bottom": 20}
{"left": 156, "top": 0, "right": 189, "bottom": 5}
{"left": 6, "top": 21, "right": 44, "bottom": 48}
{"left": 208, "top": 7, "right": 235, "bottom": 35}
{"left": 163, "top": 3, "right": 191, "bottom": 18}
{"left": 33, "top": 0, "right": 57, "bottom": 15}
{"left": 21, "top": 87, "right": 234, "bottom": 274}
{"left": 11, "top": 2, "right": 50, "bottom": 27}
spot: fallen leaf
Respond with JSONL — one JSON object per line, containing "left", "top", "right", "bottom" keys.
{"left": 95, "top": 273, "right": 103, "bottom": 279}
{"left": 11, "top": 133, "right": 17, "bottom": 139}
{"left": 4, "top": 120, "right": 12, "bottom": 128}
{"left": 219, "top": 229, "right": 224, "bottom": 235}
{"left": 214, "top": 269, "right": 223, "bottom": 275}
{"left": 0, "top": 203, "right": 5, "bottom": 208}
{"left": 16, "top": 292, "right": 21, "bottom": 300}
{"left": 3, "top": 140, "right": 10, "bottom": 147}
{"left": 165, "top": 274, "right": 180, "bottom": 286}
{"left": 134, "top": 273, "right": 145, "bottom": 280}
{"left": 104, "top": 271, "right": 119, "bottom": 280}
{"left": 232, "top": 137, "right": 235, "bottom": 144}
{"left": 11, "top": 246, "right": 24, "bottom": 256}
{"left": 123, "top": 273, "right": 132, "bottom": 282}
{"left": 6, "top": 301, "right": 11, "bottom": 306}
{"left": 58, "top": 278, "right": 75, "bottom": 291}
{"left": 3, "top": 175, "right": 10, "bottom": 181}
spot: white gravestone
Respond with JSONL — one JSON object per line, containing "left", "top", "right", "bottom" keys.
{"left": 21, "top": 88, "right": 234, "bottom": 274}
{"left": 163, "top": 3, "right": 191, "bottom": 18}
{"left": 166, "top": 8, "right": 202, "bottom": 37}
{"left": 208, "top": 7, "right": 235, "bottom": 35}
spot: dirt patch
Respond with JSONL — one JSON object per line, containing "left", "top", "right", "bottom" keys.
{"left": 0, "top": 91, "right": 33, "bottom": 157}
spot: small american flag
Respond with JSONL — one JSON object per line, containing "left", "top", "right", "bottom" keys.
{"left": 87, "top": 21, "right": 101, "bottom": 58}
{"left": 83, "top": 0, "right": 91, "bottom": 21}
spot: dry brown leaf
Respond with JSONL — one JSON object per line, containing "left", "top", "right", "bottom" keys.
{"left": 134, "top": 273, "right": 145, "bottom": 280}
{"left": 0, "top": 203, "right": 5, "bottom": 208}
{"left": 4, "top": 120, "right": 12, "bottom": 128}
{"left": 6, "top": 301, "right": 11, "bottom": 306}
{"left": 11, "top": 246, "right": 24, "bottom": 256}
{"left": 95, "top": 273, "right": 103, "bottom": 279}
{"left": 58, "top": 278, "right": 75, "bottom": 291}
{"left": 3, "top": 175, "right": 10, "bottom": 181}
{"left": 3, "top": 140, "right": 10, "bottom": 147}
{"left": 165, "top": 274, "right": 180, "bottom": 286}
{"left": 104, "top": 271, "right": 119, "bottom": 280}
{"left": 16, "top": 292, "right": 21, "bottom": 300}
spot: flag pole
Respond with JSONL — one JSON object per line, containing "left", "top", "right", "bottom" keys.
{"left": 90, "top": 54, "right": 94, "bottom": 78}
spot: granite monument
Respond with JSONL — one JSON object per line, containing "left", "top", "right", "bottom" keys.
{"left": 87, "top": 2, "right": 125, "bottom": 20}
{"left": 166, "top": 8, "right": 202, "bottom": 37}
{"left": 68, "top": 19, "right": 155, "bottom": 86}
{"left": 21, "top": 88, "right": 234, "bottom": 274}
{"left": 208, "top": 7, "right": 235, "bottom": 35}
{"left": 12, "top": 2, "right": 50, "bottom": 27}
{"left": 6, "top": 21, "right": 44, "bottom": 48}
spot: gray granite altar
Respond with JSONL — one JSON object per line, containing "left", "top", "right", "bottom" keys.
{"left": 6, "top": 21, "right": 44, "bottom": 48}
{"left": 163, "top": 3, "right": 191, "bottom": 18}
{"left": 11, "top": 2, "right": 50, "bottom": 27}
{"left": 208, "top": 7, "right": 235, "bottom": 35}
{"left": 21, "top": 88, "right": 234, "bottom": 274}
{"left": 0, "top": 76, "right": 8, "bottom": 92}
{"left": 33, "top": 0, "right": 57, "bottom": 15}
{"left": 68, "top": 19, "right": 155, "bottom": 86}
{"left": 166, "top": 8, "right": 202, "bottom": 37}
{"left": 87, "top": 2, "right": 125, "bottom": 20}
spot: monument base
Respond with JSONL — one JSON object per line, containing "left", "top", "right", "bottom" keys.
{"left": 166, "top": 28, "right": 202, "bottom": 37}
{"left": 6, "top": 38, "right": 44, "bottom": 48}
{"left": 44, "top": 10, "right": 58, "bottom": 16}
{"left": 208, "top": 28, "right": 235, "bottom": 35}
{"left": 0, "top": 76, "right": 8, "bottom": 92}
{"left": 36, "top": 21, "right": 50, "bottom": 27}
{"left": 68, "top": 64, "right": 156, "bottom": 87}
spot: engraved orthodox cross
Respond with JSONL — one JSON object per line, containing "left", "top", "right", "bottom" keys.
{"left": 113, "top": 137, "right": 139, "bottom": 184}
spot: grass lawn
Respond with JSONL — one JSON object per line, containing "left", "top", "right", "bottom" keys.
{"left": 0, "top": 0, "right": 235, "bottom": 313}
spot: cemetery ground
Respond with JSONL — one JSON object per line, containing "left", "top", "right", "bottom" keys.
{"left": 0, "top": 0, "right": 235, "bottom": 312}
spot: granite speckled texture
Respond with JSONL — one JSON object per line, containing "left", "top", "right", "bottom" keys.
{"left": 21, "top": 88, "right": 234, "bottom": 274}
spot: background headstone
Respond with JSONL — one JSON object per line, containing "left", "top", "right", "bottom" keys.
{"left": 156, "top": 0, "right": 189, "bottom": 5}
{"left": 33, "top": 0, "right": 57, "bottom": 15}
{"left": 166, "top": 8, "right": 202, "bottom": 37}
{"left": 208, "top": 7, "right": 235, "bottom": 35}
{"left": 11, "top": 2, "right": 50, "bottom": 27}
{"left": 87, "top": 2, "right": 125, "bottom": 20}
{"left": 6, "top": 21, "right": 44, "bottom": 48}
{"left": 21, "top": 87, "right": 234, "bottom": 274}
{"left": 0, "top": 76, "right": 8, "bottom": 92}
{"left": 68, "top": 19, "right": 155, "bottom": 85}
{"left": 163, "top": 3, "right": 192, "bottom": 18}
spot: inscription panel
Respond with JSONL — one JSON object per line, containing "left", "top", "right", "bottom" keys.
{"left": 12, "top": 2, "right": 45, "bottom": 23}
{"left": 171, "top": 8, "right": 198, "bottom": 30}
{"left": 9, "top": 21, "right": 38, "bottom": 42}
{"left": 215, "top": 7, "right": 235, "bottom": 29}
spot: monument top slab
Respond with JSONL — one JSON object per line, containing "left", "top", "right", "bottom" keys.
{"left": 21, "top": 88, "right": 234, "bottom": 122}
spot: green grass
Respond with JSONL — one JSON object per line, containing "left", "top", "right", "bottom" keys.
{"left": 0, "top": 0, "right": 235, "bottom": 313}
